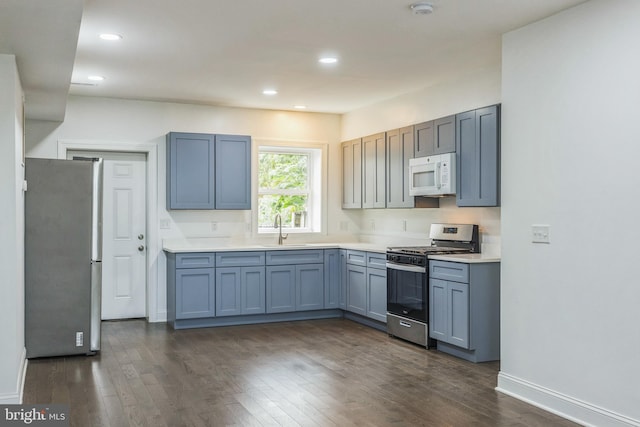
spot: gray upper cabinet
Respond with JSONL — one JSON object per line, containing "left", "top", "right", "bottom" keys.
{"left": 456, "top": 105, "right": 500, "bottom": 207}
{"left": 386, "top": 126, "right": 415, "bottom": 208}
{"left": 362, "top": 132, "right": 386, "bottom": 209}
{"left": 324, "top": 249, "right": 342, "bottom": 309}
{"left": 414, "top": 115, "right": 455, "bottom": 157}
{"left": 342, "top": 139, "right": 362, "bottom": 209}
{"left": 433, "top": 115, "right": 456, "bottom": 154}
{"left": 166, "top": 132, "right": 215, "bottom": 209}
{"left": 414, "top": 120, "right": 435, "bottom": 158}
{"left": 215, "top": 134, "right": 252, "bottom": 210}
{"left": 166, "top": 132, "right": 251, "bottom": 210}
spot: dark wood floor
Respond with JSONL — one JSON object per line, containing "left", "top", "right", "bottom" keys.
{"left": 24, "top": 318, "right": 577, "bottom": 427}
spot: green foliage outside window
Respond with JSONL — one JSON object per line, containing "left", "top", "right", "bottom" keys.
{"left": 258, "top": 151, "right": 309, "bottom": 229}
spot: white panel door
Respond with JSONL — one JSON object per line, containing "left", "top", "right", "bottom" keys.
{"left": 69, "top": 151, "right": 147, "bottom": 319}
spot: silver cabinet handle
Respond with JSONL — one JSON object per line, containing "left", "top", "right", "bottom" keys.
{"left": 400, "top": 321, "right": 412, "bottom": 328}
{"left": 138, "top": 245, "right": 145, "bottom": 252}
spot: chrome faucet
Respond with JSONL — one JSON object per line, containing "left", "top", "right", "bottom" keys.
{"left": 274, "top": 213, "right": 288, "bottom": 245}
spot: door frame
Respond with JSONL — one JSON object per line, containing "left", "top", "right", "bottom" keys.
{"left": 58, "top": 139, "right": 160, "bottom": 322}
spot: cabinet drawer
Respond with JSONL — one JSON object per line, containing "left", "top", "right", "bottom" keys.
{"left": 366, "top": 252, "right": 387, "bottom": 269}
{"left": 429, "top": 260, "right": 469, "bottom": 283}
{"left": 345, "top": 250, "right": 367, "bottom": 266}
{"left": 216, "top": 251, "right": 265, "bottom": 267}
{"left": 266, "top": 250, "right": 324, "bottom": 265}
{"left": 175, "top": 253, "right": 215, "bottom": 269}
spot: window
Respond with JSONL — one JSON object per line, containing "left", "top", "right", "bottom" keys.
{"left": 258, "top": 145, "right": 322, "bottom": 233}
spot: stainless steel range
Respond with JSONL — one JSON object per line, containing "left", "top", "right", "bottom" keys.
{"left": 386, "top": 223, "right": 479, "bottom": 348}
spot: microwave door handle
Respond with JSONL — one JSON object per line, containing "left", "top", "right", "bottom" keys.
{"left": 435, "top": 162, "right": 441, "bottom": 189}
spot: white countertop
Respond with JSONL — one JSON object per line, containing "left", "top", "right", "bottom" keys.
{"left": 162, "top": 239, "right": 389, "bottom": 254}
{"left": 428, "top": 253, "right": 501, "bottom": 263}
{"left": 162, "top": 239, "right": 499, "bottom": 262}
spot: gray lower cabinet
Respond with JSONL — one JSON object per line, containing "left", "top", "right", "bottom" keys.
{"left": 345, "top": 250, "right": 387, "bottom": 323}
{"left": 166, "top": 132, "right": 251, "bottom": 210}
{"left": 428, "top": 260, "right": 500, "bottom": 362}
{"left": 215, "top": 266, "right": 266, "bottom": 316}
{"left": 456, "top": 105, "right": 500, "bottom": 207}
{"left": 346, "top": 264, "right": 367, "bottom": 316}
{"left": 324, "top": 249, "right": 342, "bottom": 309}
{"left": 366, "top": 267, "right": 387, "bottom": 322}
{"left": 266, "top": 266, "right": 296, "bottom": 313}
{"left": 265, "top": 250, "right": 325, "bottom": 313}
{"left": 166, "top": 252, "right": 216, "bottom": 325}
{"left": 215, "top": 251, "right": 266, "bottom": 317}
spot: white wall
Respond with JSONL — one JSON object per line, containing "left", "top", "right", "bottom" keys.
{"left": 0, "top": 54, "right": 27, "bottom": 403}
{"left": 341, "top": 64, "right": 502, "bottom": 254}
{"left": 498, "top": 1, "right": 640, "bottom": 425}
{"left": 26, "top": 96, "right": 345, "bottom": 321}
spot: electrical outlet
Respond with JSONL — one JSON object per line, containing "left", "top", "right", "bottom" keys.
{"left": 369, "top": 220, "right": 375, "bottom": 231}
{"left": 211, "top": 221, "right": 218, "bottom": 231}
{"left": 402, "top": 219, "right": 407, "bottom": 232}
{"left": 160, "top": 219, "right": 170, "bottom": 229}
{"left": 532, "top": 224, "right": 551, "bottom": 244}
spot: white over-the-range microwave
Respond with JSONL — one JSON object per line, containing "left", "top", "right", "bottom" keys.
{"left": 408, "top": 152, "right": 456, "bottom": 196}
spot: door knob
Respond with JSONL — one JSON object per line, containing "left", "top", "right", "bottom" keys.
{"left": 138, "top": 245, "right": 145, "bottom": 252}
{"left": 138, "top": 234, "right": 144, "bottom": 240}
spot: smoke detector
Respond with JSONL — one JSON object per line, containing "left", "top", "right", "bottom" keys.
{"left": 410, "top": 2, "right": 434, "bottom": 15}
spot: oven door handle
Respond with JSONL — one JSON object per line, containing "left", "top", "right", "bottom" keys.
{"left": 386, "top": 262, "right": 427, "bottom": 274}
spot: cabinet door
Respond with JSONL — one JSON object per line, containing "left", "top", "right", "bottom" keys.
{"left": 324, "top": 249, "right": 341, "bottom": 309}
{"left": 241, "top": 267, "right": 266, "bottom": 315}
{"left": 342, "top": 139, "right": 362, "bottom": 209}
{"left": 175, "top": 268, "right": 215, "bottom": 319}
{"left": 215, "top": 267, "right": 241, "bottom": 317}
{"left": 386, "top": 126, "right": 415, "bottom": 208}
{"left": 448, "top": 282, "right": 470, "bottom": 349}
{"left": 414, "top": 120, "right": 435, "bottom": 157}
{"left": 362, "top": 132, "right": 386, "bottom": 209}
{"left": 215, "top": 134, "right": 251, "bottom": 210}
{"left": 456, "top": 105, "right": 500, "bottom": 207}
{"left": 366, "top": 267, "right": 387, "bottom": 322}
{"left": 266, "top": 266, "right": 296, "bottom": 313}
{"left": 296, "top": 264, "right": 324, "bottom": 311}
{"left": 346, "top": 265, "right": 367, "bottom": 316}
{"left": 339, "top": 250, "right": 347, "bottom": 310}
{"left": 429, "top": 278, "right": 447, "bottom": 341}
{"left": 166, "top": 132, "right": 215, "bottom": 210}
{"left": 433, "top": 115, "right": 455, "bottom": 154}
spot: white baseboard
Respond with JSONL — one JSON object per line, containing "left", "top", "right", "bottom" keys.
{"left": 0, "top": 347, "right": 27, "bottom": 404}
{"left": 497, "top": 372, "right": 640, "bottom": 427}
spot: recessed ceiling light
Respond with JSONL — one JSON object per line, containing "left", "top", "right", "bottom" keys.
{"left": 294, "top": 105, "right": 307, "bottom": 110}
{"left": 87, "top": 75, "right": 105, "bottom": 81}
{"left": 99, "top": 33, "right": 123, "bottom": 41}
{"left": 262, "top": 89, "right": 278, "bottom": 95}
{"left": 319, "top": 57, "right": 338, "bottom": 64}
{"left": 410, "top": 2, "right": 434, "bottom": 15}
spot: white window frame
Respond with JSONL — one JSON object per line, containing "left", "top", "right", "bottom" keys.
{"left": 255, "top": 140, "right": 327, "bottom": 235}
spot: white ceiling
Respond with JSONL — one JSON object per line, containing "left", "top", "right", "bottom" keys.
{"left": 2, "top": 0, "right": 587, "bottom": 121}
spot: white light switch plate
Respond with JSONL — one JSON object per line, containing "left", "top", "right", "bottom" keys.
{"left": 532, "top": 224, "right": 551, "bottom": 243}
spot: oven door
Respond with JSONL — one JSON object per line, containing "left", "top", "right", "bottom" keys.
{"left": 386, "top": 261, "right": 427, "bottom": 322}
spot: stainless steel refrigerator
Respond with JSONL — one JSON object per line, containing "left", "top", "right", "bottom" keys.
{"left": 25, "top": 158, "right": 103, "bottom": 358}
